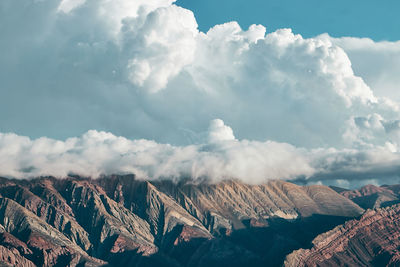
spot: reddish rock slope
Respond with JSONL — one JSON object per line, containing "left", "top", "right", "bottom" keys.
{"left": 285, "top": 205, "right": 400, "bottom": 267}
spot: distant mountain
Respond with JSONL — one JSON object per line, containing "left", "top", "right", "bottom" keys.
{"left": 0, "top": 175, "right": 386, "bottom": 266}
{"left": 332, "top": 184, "right": 400, "bottom": 209}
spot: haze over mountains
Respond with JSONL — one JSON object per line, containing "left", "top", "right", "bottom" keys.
{"left": 1, "top": 175, "right": 400, "bottom": 266}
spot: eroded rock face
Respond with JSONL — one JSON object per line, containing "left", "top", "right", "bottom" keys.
{"left": 58, "top": 179, "right": 156, "bottom": 257}
{"left": 0, "top": 175, "right": 367, "bottom": 266}
{"left": 285, "top": 205, "right": 400, "bottom": 267}
{"left": 0, "top": 183, "right": 92, "bottom": 252}
{"left": 0, "top": 232, "right": 35, "bottom": 267}
{"left": 148, "top": 180, "right": 363, "bottom": 231}
{"left": 0, "top": 196, "right": 104, "bottom": 266}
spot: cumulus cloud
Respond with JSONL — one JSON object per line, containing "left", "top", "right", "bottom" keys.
{"left": 1, "top": 0, "right": 392, "bottom": 146}
{"left": 2, "top": 0, "right": 400, "bottom": 186}
{"left": 58, "top": 0, "right": 86, "bottom": 13}
{"left": 322, "top": 34, "right": 400, "bottom": 103}
{"left": 208, "top": 119, "right": 236, "bottom": 143}
{"left": 123, "top": 4, "right": 198, "bottom": 92}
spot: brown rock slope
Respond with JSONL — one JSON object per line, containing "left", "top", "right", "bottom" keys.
{"left": 333, "top": 184, "right": 400, "bottom": 209}
{"left": 0, "top": 196, "right": 104, "bottom": 266}
{"left": 150, "top": 180, "right": 363, "bottom": 231}
{"left": 0, "top": 175, "right": 365, "bottom": 266}
{"left": 285, "top": 204, "right": 400, "bottom": 267}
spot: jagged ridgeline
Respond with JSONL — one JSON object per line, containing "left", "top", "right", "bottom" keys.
{"left": 0, "top": 175, "right": 399, "bottom": 266}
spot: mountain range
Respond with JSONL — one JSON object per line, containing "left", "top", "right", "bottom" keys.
{"left": 0, "top": 175, "right": 399, "bottom": 266}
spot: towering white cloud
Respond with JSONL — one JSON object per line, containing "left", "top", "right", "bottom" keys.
{"left": 1, "top": 0, "right": 400, "bottom": 185}
{"left": 124, "top": 5, "right": 198, "bottom": 92}
{"left": 208, "top": 119, "right": 236, "bottom": 143}
{"left": 323, "top": 34, "right": 400, "bottom": 102}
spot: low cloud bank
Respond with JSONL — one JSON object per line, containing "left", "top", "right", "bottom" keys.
{"left": 1, "top": 119, "right": 400, "bottom": 187}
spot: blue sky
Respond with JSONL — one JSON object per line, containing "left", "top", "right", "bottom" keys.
{"left": 177, "top": 0, "right": 400, "bottom": 41}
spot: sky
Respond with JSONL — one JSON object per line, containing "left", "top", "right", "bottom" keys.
{"left": 176, "top": 0, "right": 400, "bottom": 41}
{"left": 1, "top": 0, "right": 400, "bottom": 187}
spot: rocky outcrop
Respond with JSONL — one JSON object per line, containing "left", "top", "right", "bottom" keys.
{"left": 285, "top": 205, "right": 400, "bottom": 267}
{"left": 0, "top": 232, "right": 35, "bottom": 267}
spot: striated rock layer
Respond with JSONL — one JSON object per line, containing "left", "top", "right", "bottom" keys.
{"left": 0, "top": 175, "right": 366, "bottom": 266}
{"left": 285, "top": 204, "right": 400, "bottom": 267}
